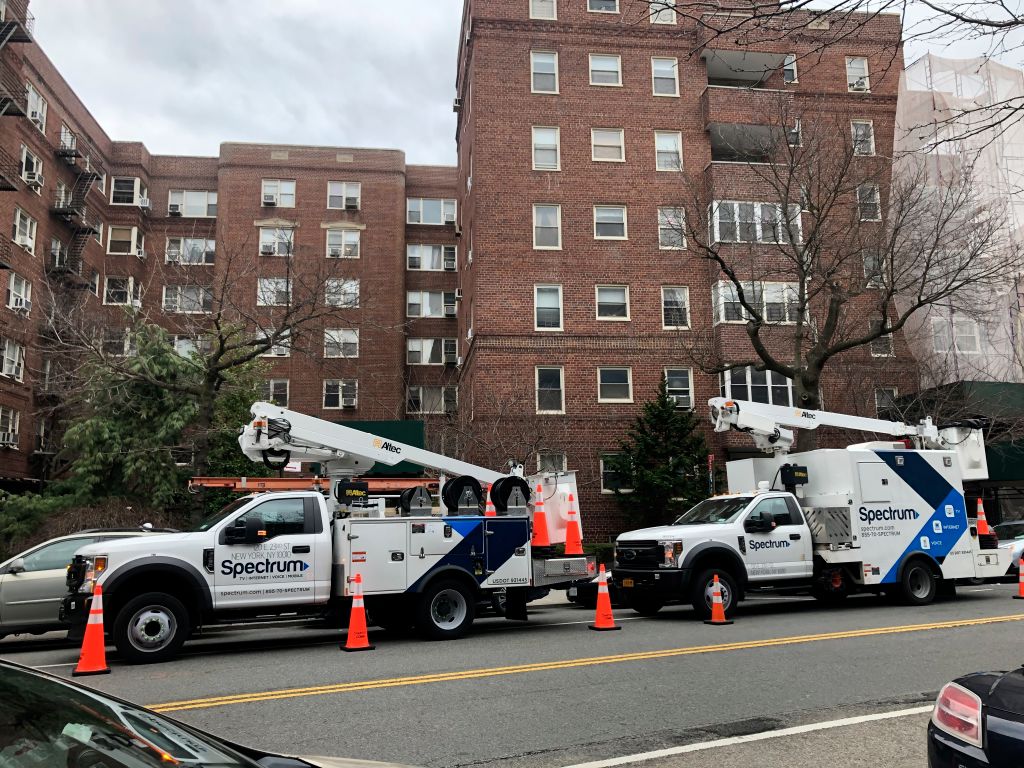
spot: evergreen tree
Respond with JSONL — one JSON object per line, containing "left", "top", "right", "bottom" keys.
{"left": 606, "top": 380, "right": 709, "bottom": 529}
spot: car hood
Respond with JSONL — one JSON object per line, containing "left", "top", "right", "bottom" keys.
{"left": 75, "top": 532, "right": 200, "bottom": 557}
{"left": 617, "top": 523, "right": 732, "bottom": 542}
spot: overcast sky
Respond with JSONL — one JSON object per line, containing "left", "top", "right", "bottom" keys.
{"left": 31, "top": 0, "right": 464, "bottom": 165}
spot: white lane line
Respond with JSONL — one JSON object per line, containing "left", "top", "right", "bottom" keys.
{"left": 560, "top": 705, "right": 933, "bottom": 768}
{"left": 32, "top": 662, "right": 77, "bottom": 669}
{"left": 964, "top": 588, "right": 995, "bottom": 593}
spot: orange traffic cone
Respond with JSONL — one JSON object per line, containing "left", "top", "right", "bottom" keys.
{"left": 564, "top": 493, "right": 584, "bottom": 556}
{"left": 342, "top": 573, "right": 375, "bottom": 652}
{"left": 531, "top": 483, "right": 551, "bottom": 546}
{"left": 72, "top": 584, "right": 110, "bottom": 677}
{"left": 704, "top": 574, "right": 733, "bottom": 625}
{"left": 588, "top": 565, "right": 620, "bottom": 631}
{"left": 976, "top": 498, "right": 993, "bottom": 536}
{"left": 1014, "top": 563, "right": 1024, "bottom": 600}
{"left": 484, "top": 483, "right": 497, "bottom": 517}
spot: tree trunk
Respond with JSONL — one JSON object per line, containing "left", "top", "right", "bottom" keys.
{"left": 188, "top": 380, "right": 218, "bottom": 523}
{"left": 793, "top": 374, "right": 822, "bottom": 452}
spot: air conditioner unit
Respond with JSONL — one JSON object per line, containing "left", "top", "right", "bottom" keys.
{"left": 15, "top": 235, "right": 31, "bottom": 248}
{"left": 342, "top": 397, "right": 357, "bottom": 408}
{"left": 454, "top": 226, "right": 463, "bottom": 237}
{"left": 29, "top": 110, "right": 43, "bottom": 124}
{"left": 138, "top": 197, "right": 151, "bottom": 209}
{"left": 850, "top": 78, "right": 868, "bottom": 92}
{"left": 166, "top": 249, "right": 181, "bottom": 261}
{"left": 453, "top": 97, "right": 463, "bottom": 112}
{"left": 168, "top": 203, "right": 182, "bottom": 216}
{"left": 131, "top": 298, "right": 142, "bottom": 309}
{"left": 273, "top": 348, "right": 288, "bottom": 357}
{"left": 25, "top": 172, "right": 43, "bottom": 189}
{"left": 263, "top": 193, "right": 278, "bottom": 206}
{"left": 444, "top": 257, "right": 456, "bottom": 271}
{"left": 456, "top": 355, "right": 464, "bottom": 366}
{"left": 444, "top": 303, "right": 457, "bottom": 317}
{"left": 12, "top": 296, "right": 30, "bottom": 313}
{"left": 260, "top": 243, "right": 276, "bottom": 255}
{"left": 445, "top": 213, "right": 457, "bottom": 224}
{"left": 344, "top": 200, "right": 359, "bottom": 211}
{"left": 135, "top": 248, "right": 146, "bottom": 260}
{"left": 0, "top": 432, "right": 15, "bottom": 447}
{"left": 204, "top": 249, "right": 215, "bottom": 259}
{"left": 454, "top": 289, "right": 464, "bottom": 301}
{"left": 444, "top": 353, "right": 458, "bottom": 365}
{"left": 328, "top": 247, "right": 342, "bottom": 258}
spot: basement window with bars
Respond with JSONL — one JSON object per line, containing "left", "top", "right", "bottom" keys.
{"left": 325, "top": 278, "right": 359, "bottom": 308}
{"left": 721, "top": 367, "right": 793, "bottom": 406}
{"left": 326, "top": 229, "right": 360, "bottom": 259}
{"left": 324, "top": 379, "right": 358, "bottom": 409}
{"left": 324, "top": 329, "right": 359, "bottom": 359}
{"left": 407, "top": 385, "right": 457, "bottom": 415}
{"left": 166, "top": 237, "right": 215, "bottom": 265}
{"left": 407, "top": 244, "right": 457, "bottom": 271}
{"left": 328, "top": 181, "right": 361, "bottom": 210}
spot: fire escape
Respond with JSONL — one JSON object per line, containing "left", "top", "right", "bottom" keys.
{"left": 0, "top": 0, "right": 33, "bottom": 269}
{"left": 48, "top": 129, "right": 104, "bottom": 287}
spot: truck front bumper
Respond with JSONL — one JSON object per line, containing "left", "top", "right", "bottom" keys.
{"left": 59, "top": 593, "right": 90, "bottom": 640}
{"left": 613, "top": 568, "right": 691, "bottom": 596}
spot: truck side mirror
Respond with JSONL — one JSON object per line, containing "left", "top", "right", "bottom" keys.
{"left": 6, "top": 558, "right": 25, "bottom": 575}
{"left": 243, "top": 516, "right": 267, "bottom": 545}
{"left": 744, "top": 512, "right": 773, "bottom": 534}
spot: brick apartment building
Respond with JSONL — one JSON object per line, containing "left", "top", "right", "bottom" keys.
{"left": 0, "top": 0, "right": 911, "bottom": 539}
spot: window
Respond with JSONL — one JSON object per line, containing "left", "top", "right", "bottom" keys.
{"left": 846, "top": 56, "right": 870, "bottom": 91}
{"left": 107, "top": 226, "right": 138, "bottom": 255}
{"left": 649, "top": 2, "right": 676, "bottom": 23}
{"left": 327, "top": 181, "right": 361, "bottom": 210}
{"left": 407, "top": 244, "right": 457, "bottom": 271}
{"left": 259, "top": 227, "right": 294, "bottom": 257}
{"left": 655, "top": 131, "right": 682, "bottom": 170}
{"left": 531, "top": 51, "right": 559, "bottom": 93}
{"left": 591, "top": 128, "right": 625, "bottom": 162}
{"left": 407, "top": 338, "right": 457, "bottom": 365}
{"left": 166, "top": 237, "right": 215, "bottom": 265}
{"left": 406, "top": 290, "right": 454, "bottom": 318}
{"left": 787, "top": 119, "right": 802, "bottom": 147}
{"left": 532, "top": 126, "right": 560, "bottom": 170}
{"left": 324, "top": 329, "right": 359, "bottom": 358}
{"left": 407, "top": 197, "right": 456, "bottom": 225}
{"left": 533, "top": 204, "right": 562, "bottom": 249}
{"left": 89, "top": 270, "right": 99, "bottom": 296}
{"left": 111, "top": 177, "right": 145, "bottom": 206}
{"left": 55, "top": 182, "right": 69, "bottom": 209}
{"left": 783, "top": 54, "right": 798, "bottom": 84}
{"left": 662, "top": 286, "right": 690, "bottom": 329}
{"left": 711, "top": 201, "right": 802, "bottom": 244}
{"left": 258, "top": 328, "right": 291, "bottom": 358}
{"left": 264, "top": 379, "right": 289, "bottom": 407}
{"left": 13, "top": 209, "right": 36, "bottom": 253}
{"left": 162, "top": 285, "right": 212, "bottom": 314}
{"left": 750, "top": 496, "right": 802, "bottom": 527}
{"left": 25, "top": 84, "right": 46, "bottom": 132}
{"left": 594, "top": 205, "right": 627, "bottom": 239}
{"left": 665, "top": 368, "right": 693, "bottom": 408}
{"left": 530, "top": 0, "right": 556, "bottom": 19}
{"left": 870, "top": 320, "right": 894, "bottom": 357}
{"left": 857, "top": 184, "right": 881, "bottom": 221}
{"left": 536, "top": 366, "right": 564, "bottom": 413}
{"left": 852, "top": 120, "right": 875, "bottom": 156}
{"left": 8, "top": 272, "right": 31, "bottom": 311}
{"left": 94, "top": 221, "right": 103, "bottom": 246}
{"left": 933, "top": 318, "right": 981, "bottom": 354}
{"left": 407, "top": 386, "right": 457, "bottom": 415}
{"left": 168, "top": 190, "right": 217, "bottom": 217}
{"left": 262, "top": 179, "right": 296, "bottom": 207}
{"left": 174, "top": 336, "right": 201, "bottom": 357}
{"left": 588, "top": 0, "right": 618, "bottom": 12}
{"left": 598, "top": 367, "right": 632, "bottom": 402}
{"left": 875, "top": 387, "right": 897, "bottom": 415}
{"left": 324, "top": 379, "right": 358, "bottom": 409}
{"left": 600, "top": 454, "right": 632, "bottom": 493}
{"left": 535, "top": 285, "right": 563, "bottom": 330}
{"left": 0, "top": 405, "right": 19, "bottom": 447}
{"left": 102, "top": 329, "right": 136, "bottom": 357}
{"left": 589, "top": 54, "right": 622, "bottom": 86}
{"left": 538, "top": 452, "right": 567, "bottom": 473}
{"left": 326, "top": 229, "right": 360, "bottom": 259}
{"left": 721, "top": 367, "right": 794, "bottom": 406}
{"left": 19, "top": 145, "right": 41, "bottom": 189}
{"left": 257, "top": 278, "right": 291, "bottom": 306}
{"left": 714, "top": 281, "right": 799, "bottom": 324}
{"left": 596, "top": 285, "right": 629, "bottom": 320}
{"left": 652, "top": 58, "right": 679, "bottom": 96}
{"left": 862, "top": 248, "right": 885, "bottom": 287}
{"left": 658, "top": 207, "right": 686, "bottom": 249}
{"left": 234, "top": 498, "right": 307, "bottom": 537}
{"left": 325, "top": 278, "right": 360, "bottom": 308}
{"left": 104, "top": 277, "right": 133, "bottom": 306}
{"left": 22, "top": 537, "right": 104, "bottom": 572}
{"left": 1, "top": 338, "right": 25, "bottom": 381}
{"left": 49, "top": 237, "right": 66, "bottom": 268}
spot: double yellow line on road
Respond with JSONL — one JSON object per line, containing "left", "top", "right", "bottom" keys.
{"left": 151, "top": 613, "right": 1024, "bottom": 713}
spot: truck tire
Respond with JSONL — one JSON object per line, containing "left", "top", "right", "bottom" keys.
{"left": 415, "top": 579, "right": 475, "bottom": 640}
{"left": 112, "top": 592, "right": 190, "bottom": 664}
{"left": 899, "top": 558, "right": 938, "bottom": 606}
{"left": 629, "top": 590, "right": 665, "bottom": 616}
{"left": 812, "top": 567, "right": 850, "bottom": 604}
{"left": 690, "top": 568, "right": 737, "bottom": 620}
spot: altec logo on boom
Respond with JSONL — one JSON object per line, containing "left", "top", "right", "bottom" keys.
{"left": 372, "top": 438, "right": 402, "bottom": 455}
{"left": 859, "top": 507, "right": 921, "bottom": 524}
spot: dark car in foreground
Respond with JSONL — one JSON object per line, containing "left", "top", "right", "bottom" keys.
{"left": 928, "top": 668, "right": 1024, "bottom": 766}
{"left": 0, "top": 659, "right": 417, "bottom": 767}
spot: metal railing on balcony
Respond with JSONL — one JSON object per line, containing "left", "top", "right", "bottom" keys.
{"left": 0, "top": 0, "right": 35, "bottom": 45}
{"left": 0, "top": 144, "right": 17, "bottom": 190}
{"left": 0, "top": 64, "right": 27, "bottom": 117}
{"left": 0, "top": 236, "right": 11, "bottom": 269}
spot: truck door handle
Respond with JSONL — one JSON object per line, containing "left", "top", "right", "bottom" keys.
{"left": 789, "top": 534, "right": 801, "bottom": 541}
{"left": 293, "top": 545, "right": 311, "bottom": 553}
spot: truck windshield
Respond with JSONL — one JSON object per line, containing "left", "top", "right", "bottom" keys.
{"left": 189, "top": 498, "right": 253, "bottom": 532}
{"left": 673, "top": 497, "right": 753, "bottom": 525}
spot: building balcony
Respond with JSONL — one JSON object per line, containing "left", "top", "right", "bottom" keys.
{"left": 0, "top": 64, "right": 27, "bottom": 117}
{"left": 0, "top": 145, "right": 17, "bottom": 190}
{"left": 702, "top": 48, "right": 789, "bottom": 89}
{"left": 701, "top": 85, "right": 793, "bottom": 129}
{"left": 0, "top": 0, "right": 34, "bottom": 46}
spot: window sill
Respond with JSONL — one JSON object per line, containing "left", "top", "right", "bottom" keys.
{"left": 536, "top": 411, "right": 566, "bottom": 416}
{"left": 662, "top": 325, "right": 690, "bottom": 331}
{"left": 598, "top": 399, "right": 634, "bottom": 404}
{"left": 594, "top": 236, "right": 628, "bottom": 241}
{"left": 589, "top": 82, "right": 624, "bottom": 88}
{"left": 534, "top": 246, "right": 563, "bottom": 251}
{"left": 597, "top": 316, "right": 630, "bottom": 322}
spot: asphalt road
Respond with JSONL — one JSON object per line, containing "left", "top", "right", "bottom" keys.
{"left": 4, "top": 584, "right": 1022, "bottom": 767}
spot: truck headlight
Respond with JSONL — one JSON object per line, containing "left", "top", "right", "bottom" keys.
{"left": 659, "top": 541, "right": 683, "bottom": 568}
{"left": 80, "top": 555, "right": 108, "bottom": 593}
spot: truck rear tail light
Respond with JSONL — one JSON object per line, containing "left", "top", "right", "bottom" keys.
{"left": 932, "top": 682, "right": 983, "bottom": 748}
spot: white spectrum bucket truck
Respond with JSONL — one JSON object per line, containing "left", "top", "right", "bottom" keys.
{"left": 613, "top": 398, "right": 1008, "bottom": 619}
{"left": 61, "top": 403, "right": 590, "bottom": 663}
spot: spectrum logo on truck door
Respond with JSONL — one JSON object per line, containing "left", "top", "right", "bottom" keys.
{"left": 221, "top": 559, "right": 310, "bottom": 578}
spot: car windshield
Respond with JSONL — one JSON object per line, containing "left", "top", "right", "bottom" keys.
{"left": 0, "top": 663, "right": 263, "bottom": 767}
{"left": 996, "top": 522, "right": 1024, "bottom": 541}
{"left": 673, "top": 497, "right": 753, "bottom": 525}
{"left": 189, "top": 497, "right": 254, "bottom": 532}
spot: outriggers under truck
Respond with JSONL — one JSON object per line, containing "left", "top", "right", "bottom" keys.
{"left": 63, "top": 402, "right": 590, "bottom": 663}
{"left": 613, "top": 398, "right": 1009, "bottom": 618}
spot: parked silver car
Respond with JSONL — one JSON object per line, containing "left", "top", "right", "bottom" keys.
{"left": 0, "top": 528, "right": 170, "bottom": 639}
{"left": 996, "top": 521, "right": 1024, "bottom": 577}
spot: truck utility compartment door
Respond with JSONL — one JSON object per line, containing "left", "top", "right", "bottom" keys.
{"left": 350, "top": 521, "right": 408, "bottom": 594}
{"left": 483, "top": 518, "right": 531, "bottom": 587}
{"left": 858, "top": 463, "right": 891, "bottom": 503}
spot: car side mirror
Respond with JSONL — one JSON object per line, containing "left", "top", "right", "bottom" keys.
{"left": 6, "top": 558, "right": 25, "bottom": 575}
{"left": 744, "top": 513, "right": 774, "bottom": 534}
{"left": 243, "top": 516, "right": 268, "bottom": 545}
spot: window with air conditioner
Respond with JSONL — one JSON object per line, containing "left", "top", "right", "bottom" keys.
{"left": 530, "top": 0, "right": 556, "bottom": 19}
{"left": 589, "top": 54, "right": 622, "bottom": 86}
{"left": 0, "top": 407, "right": 20, "bottom": 448}
{"left": 326, "top": 229, "right": 360, "bottom": 258}
{"left": 406, "top": 198, "right": 457, "bottom": 225}
{"left": 598, "top": 367, "right": 632, "bottom": 402}
{"left": 1, "top": 338, "right": 25, "bottom": 382}
{"left": 596, "top": 285, "right": 629, "bottom": 320}
{"left": 107, "top": 226, "right": 138, "bottom": 255}
{"left": 665, "top": 368, "right": 693, "bottom": 409}
{"left": 162, "top": 285, "right": 213, "bottom": 314}
{"left": 534, "top": 285, "right": 563, "bottom": 330}
{"left": 711, "top": 201, "right": 803, "bottom": 244}
{"left": 662, "top": 286, "right": 690, "bottom": 329}
{"left": 328, "top": 181, "right": 361, "bottom": 210}
{"left": 324, "top": 379, "right": 358, "bottom": 409}
{"left": 536, "top": 366, "right": 564, "bottom": 413}
{"left": 406, "top": 385, "right": 457, "bottom": 415}
{"left": 406, "top": 338, "right": 456, "bottom": 366}
{"left": 264, "top": 379, "right": 289, "bottom": 407}
{"left": 532, "top": 126, "right": 561, "bottom": 170}
{"left": 25, "top": 83, "right": 46, "bottom": 132}
{"left": 655, "top": 131, "right": 683, "bottom": 171}
{"left": 324, "top": 329, "right": 359, "bottom": 359}
{"left": 262, "top": 179, "right": 296, "bottom": 207}
{"left": 168, "top": 189, "right": 217, "bottom": 217}
{"left": 7, "top": 273, "right": 31, "bottom": 312}
{"left": 407, "top": 244, "right": 457, "bottom": 271}
{"left": 652, "top": 57, "right": 679, "bottom": 95}
{"left": 19, "top": 145, "right": 42, "bottom": 189}
{"left": 258, "top": 328, "right": 292, "bottom": 358}
{"left": 325, "top": 278, "right": 359, "bottom": 308}
{"left": 406, "top": 290, "right": 447, "bottom": 318}
{"left": 530, "top": 51, "right": 559, "bottom": 93}
{"left": 166, "top": 237, "right": 215, "bottom": 265}
{"left": 259, "top": 227, "right": 294, "bottom": 257}
{"left": 104, "top": 277, "right": 131, "bottom": 306}
{"left": 721, "top": 367, "right": 794, "bottom": 406}
{"left": 257, "top": 278, "right": 291, "bottom": 306}
{"left": 658, "top": 207, "right": 686, "bottom": 249}
{"left": 111, "top": 177, "right": 145, "bottom": 206}
{"left": 846, "top": 57, "right": 870, "bottom": 92}
{"left": 13, "top": 209, "right": 36, "bottom": 253}
{"left": 594, "top": 205, "right": 627, "bottom": 239}
{"left": 852, "top": 120, "right": 875, "bottom": 156}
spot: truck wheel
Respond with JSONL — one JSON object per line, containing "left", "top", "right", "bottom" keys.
{"left": 112, "top": 592, "right": 190, "bottom": 664}
{"left": 690, "top": 568, "right": 737, "bottom": 620}
{"left": 415, "top": 579, "right": 475, "bottom": 640}
{"left": 812, "top": 568, "right": 850, "bottom": 604}
{"left": 899, "top": 559, "right": 938, "bottom": 606}
{"left": 629, "top": 591, "right": 664, "bottom": 616}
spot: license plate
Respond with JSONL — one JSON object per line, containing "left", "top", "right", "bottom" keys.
{"left": 568, "top": 587, "right": 578, "bottom": 598}
{"left": 622, "top": 578, "right": 634, "bottom": 588}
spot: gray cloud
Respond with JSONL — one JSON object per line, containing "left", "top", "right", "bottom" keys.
{"left": 30, "top": 0, "right": 463, "bottom": 165}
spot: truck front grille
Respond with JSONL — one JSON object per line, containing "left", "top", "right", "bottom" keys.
{"left": 615, "top": 540, "right": 662, "bottom": 569}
